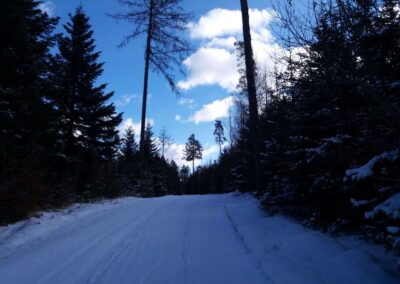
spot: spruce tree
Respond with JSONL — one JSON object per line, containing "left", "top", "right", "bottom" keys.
{"left": 166, "top": 160, "right": 180, "bottom": 194}
{"left": 121, "top": 126, "right": 139, "bottom": 161}
{"left": 142, "top": 123, "right": 159, "bottom": 160}
{"left": 0, "top": 0, "right": 58, "bottom": 223}
{"left": 53, "top": 6, "right": 122, "bottom": 194}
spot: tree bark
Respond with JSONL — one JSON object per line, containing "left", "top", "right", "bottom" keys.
{"left": 240, "top": 0, "right": 262, "bottom": 192}
{"left": 139, "top": 0, "right": 154, "bottom": 164}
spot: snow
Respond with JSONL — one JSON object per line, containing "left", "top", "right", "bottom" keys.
{"left": 390, "top": 81, "right": 400, "bottom": 89}
{"left": 345, "top": 149, "right": 399, "bottom": 181}
{"left": 0, "top": 193, "right": 399, "bottom": 284}
{"left": 365, "top": 193, "right": 400, "bottom": 220}
{"left": 387, "top": 226, "right": 400, "bottom": 235}
{"left": 351, "top": 198, "right": 376, "bottom": 207}
{"left": 306, "top": 134, "right": 350, "bottom": 155}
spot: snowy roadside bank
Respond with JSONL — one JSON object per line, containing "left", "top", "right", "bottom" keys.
{"left": 0, "top": 197, "right": 141, "bottom": 259}
{"left": 224, "top": 193, "right": 400, "bottom": 283}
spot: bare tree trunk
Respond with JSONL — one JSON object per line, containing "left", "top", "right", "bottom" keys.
{"left": 192, "top": 159, "right": 194, "bottom": 175}
{"left": 240, "top": 0, "right": 262, "bottom": 192}
{"left": 228, "top": 106, "right": 233, "bottom": 147}
{"left": 139, "top": 0, "right": 154, "bottom": 164}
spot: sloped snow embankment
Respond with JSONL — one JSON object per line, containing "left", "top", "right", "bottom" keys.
{"left": 224, "top": 193, "right": 400, "bottom": 283}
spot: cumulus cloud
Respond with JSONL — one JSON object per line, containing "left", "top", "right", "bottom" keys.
{"left": 206, "top": 36, "right": 237, "bottom": 50}
{"left": 175, "top": 115, "right": 182, "bottom": 121}
{"left": 118, "top": 118, "right": 154, "bottom": 136}
{"left": 178, "top": 48, "right": 240, "bottom": 92}
{"left": 188, "top": 96, "right": 234, "bottom": 124}
{"left": 39, "top": 1, "right": 55, "bottom": 16}
{"left": 164, "top": 142, "right": 221, "bottom": 168}
{"left": 203, "top": 144, "right": 220, "bottom": 157}
{"left": 178, "top": 8, "right": 280, "bottom": 92}
{"left": 188, "top": 8, "right": 274, "bottom": 39}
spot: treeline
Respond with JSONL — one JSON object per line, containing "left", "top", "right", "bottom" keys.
{"left": 187, "top": 0, "right": 400, "bottom": 253}
{"left": 0, "top": 1, "right": 180, "bottom": 225}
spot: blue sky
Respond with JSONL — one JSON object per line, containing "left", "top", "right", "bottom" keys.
{"left": 42, "top": 0, "right": 279, "bottom": 167}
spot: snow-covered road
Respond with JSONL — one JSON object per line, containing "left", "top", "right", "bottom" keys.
{"left": 0, "top": 193, "right": 399, "bottom": 284}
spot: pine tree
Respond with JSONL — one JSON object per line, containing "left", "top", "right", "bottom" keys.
{"left": 53, "top": 6, "right": 122, "bottom": 194}
{"left": 213, "top": 120, "right": 226, "bottom": 156}
{"left": 183, "top": 134, "right": 203, "bottom": 174}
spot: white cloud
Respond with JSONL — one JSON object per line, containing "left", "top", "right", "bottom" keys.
{"left": 177, "top": 98, "right": 196, "bottom": 109}
{"left": 39, "top": 1, "right": 55, "bottom": 16}
{"left": 164, "top": 142, "right": 221, "bottom": 169}
{"left": 178, "top": 48, "right": 240, "bottom": 92}
{"left": 115, "top": 94, "right": 138, "bottom": 107}
{"left": 118, "top": 118, "right": 154, "bottom": 136}
{"left": 179, "top": 8, "right": 279, "bottom": 92}
{"left": 188, "top": 8, "right": 274, "bottom": 39}
{"left": 175, "top": 115, "right": 182, "bottom": 121}
{"left": 203, "top": 144, "right": 220, "bottom": 157}
{"left": 206, "top": 36, "right": 237, "bottom": 50}
{"left": 188, "top": 96, "right": 234, "bottom": 124}
{"left": 178, "top": 98, "right": 194, "bottom": 105}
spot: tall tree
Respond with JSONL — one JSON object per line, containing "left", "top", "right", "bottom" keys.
{"left": 159, "top": 127, "right": 172, "bottom": 158}
{"left": 53, "top": 6, "right": 122, "bottom": 193}
{"left": 213, "top": 120, "right": 226, "bottom": 156}
{"left": 112, "top": 0, "right": 192, "bottom": 163}
{"left": 183, "top": 134, "right": 203, "bottom": 174}
{"left": 239, "top": 0, "right": 262, "bottom": 191}
{"left": 0, "top": 0, "right": 59, "bottom": 223}
{"left": 0, "top": 0, "right": 58, "bottom": 161}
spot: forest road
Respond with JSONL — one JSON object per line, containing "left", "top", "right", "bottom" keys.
{"left": 0, "top": 193, "right": 399, "bottom": 284}
{"left": 0, "top": 194, "right": 268, "bottom": 284}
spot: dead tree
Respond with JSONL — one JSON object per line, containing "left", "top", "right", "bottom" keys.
{"left": 112, "top": 0, "right": 192, "bottom": 163}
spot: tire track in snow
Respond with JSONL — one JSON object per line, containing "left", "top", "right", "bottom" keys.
{"left": 87, "top": 200, "right": 177, "bottom": 284}
{"left": 39, "top": 199, "right": 173, "bottom": 283}
{"left": 224, "top": 204, "right": 271, "bottom": 283}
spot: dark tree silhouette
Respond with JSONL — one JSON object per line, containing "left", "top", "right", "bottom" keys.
{"left": 112, "top": 0, "right": 192, "bottom": 163}
{"left": 121, "top": 126, "right": 139, "bottom": 161}
{"left": 183, "top": 134, "right": 203, "bottom": 174}
{"left": 0, "top": 0, "right": 58, "bottom": 223}
{"left": 239, "top": 0, "right": 262, "bottom": 192}
{"left": 53, "top": 7, "right": 122, "bottom": 194}
{"left": 213, "top": 120, "right": 226, "bottom": 156}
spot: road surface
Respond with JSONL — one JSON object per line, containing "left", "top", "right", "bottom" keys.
{"left": 0, "top": 194, "right": 398, "bottom": 284}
